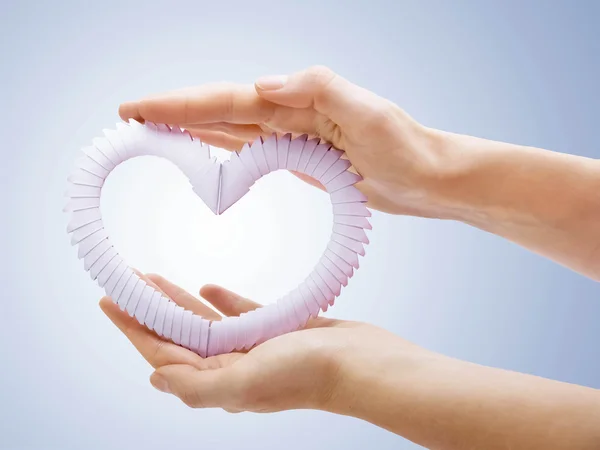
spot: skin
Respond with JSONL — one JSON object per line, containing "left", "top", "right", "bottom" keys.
{"left": 104, "top": 66, "right": 600, "bottom": 449}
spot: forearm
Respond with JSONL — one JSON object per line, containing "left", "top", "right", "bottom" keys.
{"left": 429, "top": 129, "right": 600, "bottom": 280}
{"left": 328, "top": 345, "right": 600, "bottom": 449}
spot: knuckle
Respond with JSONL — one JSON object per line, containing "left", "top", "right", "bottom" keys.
{"left": 304, "top": 65, "right": 338, "bottom": 108}
{"left": 182, "top": 95, "right": 190, "bottom": 124}
{"left": 150, "top": 338, "right": 167, "bottom": 364}
{"left": 305, "top": 66, "right": 337, "bottom": 91}
{"left": 306, "top": 65, "right": 335, "bottom": 82}
{"left": 221, "top": 89, "right": 236, "bottom": 122}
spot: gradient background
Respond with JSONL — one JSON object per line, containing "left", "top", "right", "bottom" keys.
{"left": 1, "top": 1, "right": 599, "bottom": 449}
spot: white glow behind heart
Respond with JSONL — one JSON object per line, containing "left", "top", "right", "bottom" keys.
{"left": 100, "top": 150, "right": 333, "bottom": 306}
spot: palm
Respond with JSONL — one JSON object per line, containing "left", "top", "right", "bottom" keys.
{"left": 100, "top": 273, "right": 372, "bottom": 412}
{"left": 207, "top": 320, "right": 377, "bottom": 413}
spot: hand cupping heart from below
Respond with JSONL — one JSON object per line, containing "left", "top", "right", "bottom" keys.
{"left": 65, "top": 119, "right": 371, "bottom": 357}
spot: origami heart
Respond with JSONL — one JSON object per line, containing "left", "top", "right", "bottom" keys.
{"left": 65, "top": 120, "right": 371, "bottom": 357}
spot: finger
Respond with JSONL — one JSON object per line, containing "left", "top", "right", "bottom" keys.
{"left": 99, "top": 296, "right": 206, "bottom": 370}
{"left": 201, "top": 284, "right": 337, "bottom": 334}
{"left": 189, "top": 130, "right": 249, "bottom": 151}
{"left": 289, "top": 171, "right": 326, "bottom": 191}
{"left": 121, "top": 83, "right": 277, "bottom": 125}
{"left": 183, "top": 123, "right": 265, "bottom": 141}
{"left": 119, "top": 102, "right": 144, "bottom": 123}
{"left": 199, "top": 284, "right": 334, "bottom": 329}
{"left": 119, "top": 85, "right": 212, "bottom": 123}
{"left": 120, "top": 83, "right": 320, "bottom": 137}
{"left": 199, "top": 284, "right": 261, "bottom": 317}
{"left": 146, "top": 273, "right": 221, "bottom": 320}
{"left": 150, "top": 364, "right": 240, "bottom": 409}
{"left": 255, "top": 65, "right": 380, "bottom": 130}
{"left": 132, "top": 268, "right": 166, "bottom": 295}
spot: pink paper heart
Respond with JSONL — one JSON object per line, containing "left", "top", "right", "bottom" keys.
{"left": 65, "top": 120, "right": 371, "bottom": 356}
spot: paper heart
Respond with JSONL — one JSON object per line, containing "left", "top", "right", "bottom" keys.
{"left": 65, "top": 120, "right": 371, "bottom": 356}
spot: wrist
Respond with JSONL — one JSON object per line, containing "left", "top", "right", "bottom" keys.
{"left": 318, "top": 330, "right": 443, "bottom": 419}
{"left": 419, "top": 128, "right": 507, "bottom": 225}
{"left": 382, "top": 122, "right": 492, "bottom": 222}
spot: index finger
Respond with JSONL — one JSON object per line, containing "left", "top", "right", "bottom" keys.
{"left": 100, "top": 296, "right": 206, "bottom": 370}
{"left": 118, "top": 83, "right": 277, "bottom": 125}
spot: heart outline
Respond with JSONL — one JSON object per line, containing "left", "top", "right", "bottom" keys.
{"left": 65, "top": 120, "right": 371, "bottom": 357}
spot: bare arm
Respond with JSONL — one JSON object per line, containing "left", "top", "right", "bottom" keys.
{"left": 330, "top": 341, "right": 600, "bottom": 449}
{"left": 428, "top": 130, "right": 600, "bottom": 280}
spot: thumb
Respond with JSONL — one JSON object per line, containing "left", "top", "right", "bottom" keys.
{"left": 255, "top": 66, "right": 377, "bottom": 128}
{"left": 150, "top": 364, "right": 237, "bottom": 408}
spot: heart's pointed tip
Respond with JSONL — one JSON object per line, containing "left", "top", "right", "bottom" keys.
{"left": 210, "top": 203, "right": 223, "bottom": 215}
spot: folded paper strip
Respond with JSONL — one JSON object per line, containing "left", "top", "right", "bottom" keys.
{"left": 65, "top": 120, "right": 371, "bottom": 357}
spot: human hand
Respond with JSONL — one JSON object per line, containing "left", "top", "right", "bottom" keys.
{"left": 100, "top": 272, "right": 429, "bottom": 413}
{"left": 118, "top": 66, "right": 454, "bottom": 217}
{"left": 100, "top": 273, "right": 600, "bottom": 448}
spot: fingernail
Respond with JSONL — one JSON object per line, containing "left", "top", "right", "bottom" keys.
{"left": 151, "top": 374, "right": 171, "bottom": 394}
{"left": 255, "top": 75, "right": 288, "bottom": 91}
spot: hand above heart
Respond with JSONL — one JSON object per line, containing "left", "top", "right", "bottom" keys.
{"left": 119, "top": 65, "right": 447, "bottom": 217}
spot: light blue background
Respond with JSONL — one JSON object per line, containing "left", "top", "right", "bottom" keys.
{"left": 1, "top": 1, "right": 599, "bottom": 449}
